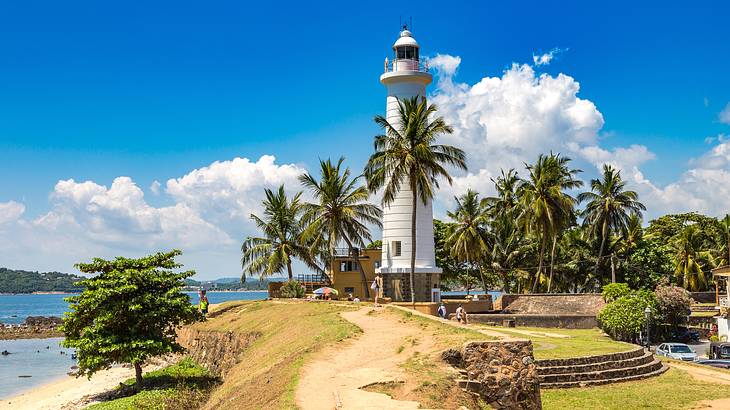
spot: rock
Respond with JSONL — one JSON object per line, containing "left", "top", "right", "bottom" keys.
{"left": 1, "top": 350, "right": 10, "bottom": 355}
{"left": 441, "top": 348, "right": 463, "bottom": 367}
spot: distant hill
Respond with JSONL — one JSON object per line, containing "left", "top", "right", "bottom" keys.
{"left": 183, "top": 277, "right": 280, "bottom": 291}
{"left": 0, "top": 268, "right": 85, "bottom": 293}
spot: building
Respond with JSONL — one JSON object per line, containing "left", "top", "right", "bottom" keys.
{"left": 329, "top": 248, "right": 382, "bottom": 300}
{"left": 376, "top": 26, "right": 441, "bottom": 303}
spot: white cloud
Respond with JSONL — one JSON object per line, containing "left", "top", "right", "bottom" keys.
{"left": 150, "top": 180, "right": 161, "bottom": 195}
{"left": 532, "top": 48, "right": 566, "bottom": 66}
{"left": 0, "top": 155, "right": 307, "bottom": 277}
{"left": 0, "top": 201, "right": 25, "bottom": 225}
{"left": 719, "top": 102, "right": 730, "bottom": 125}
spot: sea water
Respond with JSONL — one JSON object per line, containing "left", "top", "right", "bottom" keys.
{"left": 0, "top": 291, "right": 268, "bottom": 399}
{"left": 0, "top": 337, "right": 75, "bottom": 399}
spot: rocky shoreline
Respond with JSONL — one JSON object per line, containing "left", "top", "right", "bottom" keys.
{"left": 0, "top": 316, "right": 64, "bottom": 340}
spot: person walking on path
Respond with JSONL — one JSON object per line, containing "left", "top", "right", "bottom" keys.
{"left": 372, "top": 272, "right": 384, "bottom": 306}
{"left": 455, "top": 304, "right": 468, "bottom": 324}
{"left": 199, "top": 289, "right": 209, "bottom": 316}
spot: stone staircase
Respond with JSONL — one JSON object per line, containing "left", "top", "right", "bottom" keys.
{"left": 536, "top": 346, "right": 668, "bottom": 388}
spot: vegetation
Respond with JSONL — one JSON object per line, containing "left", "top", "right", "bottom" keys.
{"left": 541, "top": 368, "right": 730, "bottom": 410}
{"left": 87, "top": 357, "right": 217, "bottom": 410}
{"left": 654, "top": 282, "right": 692, "bottom": 327}
{"left": 601, "top": 282, "right": 631, "bottom": 303}
{"left": 61, "top": 250, "right": 203, "bottom": 387}
{"left": 597, "top": 290, "right": 655, "bottom": 342}
{"left": 241, "top": 186, "right": 320, "bottom": 281}
{"left": 365, "top": 96, "right": 467, "bottom": 303}
{"left": 278, "top": 280, "right": 306, "bottom": 298}
{"left": 192, "top": 300, "right": 359, "bottom": 409}
{"left": 299, "top": 157, "right": 382, "bottom": 298}
{"left": 0, "top": 268, "right": 84, "bottom": 293}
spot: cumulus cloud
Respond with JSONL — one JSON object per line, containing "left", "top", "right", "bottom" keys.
{"left": 719, "top": 102, "right": 730, "bottom": 124}
{"left": 0, "top": 201, "right": 25, "bottom": 225}
{"left": 150, "top": 180, "right": 161, "bottom": 195}
{"left": 0, "top": 155, "right": 307, "bottom": 276}
{"left": 428, "top": 54, "right": 730, "bottom": 221}
{"left": 532, "top": 48, "right": 566, "bottom": 66}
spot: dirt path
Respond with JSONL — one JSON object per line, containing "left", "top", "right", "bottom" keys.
{"left": 667, "top": 362, "right": 730, "bottom": 409}
{"left": 1, "top": 361, "right": 170, "bottom": 410}
{"left": 296, "top": 307, "right": 437, "bottom": 410}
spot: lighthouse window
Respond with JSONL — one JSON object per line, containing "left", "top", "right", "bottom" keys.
{"left": 392, "top": 241, "right": 402, "bottom": 257}
{"left": 396, "top": 46, "right": 418, "bottom": 60}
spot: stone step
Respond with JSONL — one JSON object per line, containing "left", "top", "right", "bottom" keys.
{"left": 537, "top": 351, "right": 655, "bottom": 375}
{"left": 538, "top": 359, "right": 663, "bottom": 384}
{"left": 540, "top": 364, "right": 669, "bottom": 389}
{"left": 535, "top": 346, "right": 645, "bottom": 368}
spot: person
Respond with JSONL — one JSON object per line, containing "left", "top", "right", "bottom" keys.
{"left": 437, "top": 303, "right": 447, "bottom": 319}
{"left": 455, "top": 304, "right": 468, "bottom": 324}
{"left": 353, "top": 296, "right": 361, "bottom": 303}
{"left": 372, "top": 273, "right": 384, "bottom": 306}
{"left": 199, "top": 290, "right": 209, "bottom": 316}
{"left": 347, "top": 293, "right": 353, "bottom": 302}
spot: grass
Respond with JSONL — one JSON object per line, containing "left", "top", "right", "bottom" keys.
{"left": 87, "top": 357, "right": 217, "bottom": 410}
{"left": 387, "top": 306, "right": 495, "bottom": 346}
{"left": 475, "top": 325, "right": 634, "bottom": 360}
{"left": 541, "top": 368, "right": 730, "bottom": 409}
{"left": 194, "top": 300, "right": 360, "bottom": 409}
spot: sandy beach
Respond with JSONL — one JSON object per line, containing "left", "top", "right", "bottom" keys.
{"left": 1, "top": 360, "right": 171, "bottom": 410}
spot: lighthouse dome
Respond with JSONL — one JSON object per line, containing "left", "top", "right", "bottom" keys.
{"left": 393, "top": 29, "right": 419, "bottom": 48}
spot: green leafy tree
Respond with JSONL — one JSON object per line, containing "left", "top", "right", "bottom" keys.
{"left": 601, "top": 283, "right": 631, "bottom": 303}
{"left": 518, "top": 153, "right": 582, "bottom": 292}
{"left": 672, "top": 225, "right": 713, "bottom": 291}
{"left": 446, "top": 190, "right": 490, "bottom": 292}
{"left": 61, "top": 250, "right": 203, "bottom": 388}
{"left": 598, "top": 289, "right": 656, "bottom": 342}
{"left": 578, "top": 165, "right": 645, "bottom": 284}
{"left": 365, "top": 96, "right": 466, "bottom": 303}
{"left": 434, "top": 219, "right": 469, "bottom": 291}
{"left": 241, "top": 185, "right": 318, "bottom": 281}
{"left": 625, "top": 238, "right": 673, "bottom": 289}
{"left": 299, "top": 157, "right": 382, "bottom": 299}
{"left": 654, "top": 282, "right": 692, "bottom": 327}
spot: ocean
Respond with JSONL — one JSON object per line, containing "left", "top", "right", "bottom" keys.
{"left": 0, "top": 291, "right": 268, "bottom": 399}
{"left": 0, "top": 291, "right": 269, "bottom": 325}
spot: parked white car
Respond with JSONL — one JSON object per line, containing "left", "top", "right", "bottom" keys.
{"left": 655, "top": 343, "right": 698, "bottom": 361}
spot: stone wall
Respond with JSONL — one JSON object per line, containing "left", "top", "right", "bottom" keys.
{"left": 496, "top": 294, "right": 604, "bottom": 315}
{"left": 446, "top": 340, "right": 542, "bottom": 410}
{"left": 177, "top": 328, "right": 260, "bottom": 377}
{"left": 466, "top": 314, "right": 598, "bottom": 329}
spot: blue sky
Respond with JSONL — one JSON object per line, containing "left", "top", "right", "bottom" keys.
{"left": 0, "top": 1, "right": 729, "bottom": 277}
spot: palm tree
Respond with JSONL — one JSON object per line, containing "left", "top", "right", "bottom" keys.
{"left": 446, "top": 190, "right": 490, "bottom": 292}
{"left": 365, "top": 96, "right": 467, "bottom": 304}
{"left": 672, "top": 225, "right": 712, "bottom": 291}
{"left": 518, "top": 154, "right": 582, "bottom": 292}
{"left": 483, "top": 169, "right": 521, "bottom": 216}
{"left": 488, "top": 212, "right": 529, "bottom": 292}
{"left": 241, "top": 185, "right": 316, "bottom": 281}
{"left": 713, "top": 214, "right": 730, "bottom": 267}
{"left": 578, "top": 164, "right": 646, "bottom": 284}
{"left": 299, "top": 157, "right": 383, "bottom": 298}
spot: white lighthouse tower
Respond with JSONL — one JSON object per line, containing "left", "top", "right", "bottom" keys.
{"left": 376, "top": 26, "right": 441, "bottom": 303}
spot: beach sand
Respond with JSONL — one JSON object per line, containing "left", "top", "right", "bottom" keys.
{"left": 1, "top": 360, "right": 172, "bottom": 410}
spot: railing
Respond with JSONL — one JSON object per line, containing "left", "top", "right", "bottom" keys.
{"left": 383, "top": 58, "right": 430, "bottom": 74}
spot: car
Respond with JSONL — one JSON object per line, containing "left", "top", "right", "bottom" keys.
{"left": 709, "top": 342, "right": 730, "bottom": 360}
{"left": 697, "top": 359, "right": 730, "bottom": 369}
{"left": 655, "top": 343, "right": 698, "bottom": 361}
{"left": 670, "top": 327, "right": 701, "bottom": 343}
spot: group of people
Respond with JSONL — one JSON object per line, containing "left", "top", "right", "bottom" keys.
{"left": 437, "top": 302, "right": 468, "bottom": 324}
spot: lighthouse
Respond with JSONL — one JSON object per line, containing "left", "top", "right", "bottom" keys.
{"left": 376, "top": 26, "right": 441, "bottom": 303}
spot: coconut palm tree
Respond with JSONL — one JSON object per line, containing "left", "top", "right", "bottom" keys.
{"left": 488, "top": 212, "right": 529, "bottom": 293}
{"left": 672, "top": 225, "right": 712, "bottom": 291}
{"left": 518, "top": 153, "right": 582, "bottom": 292}
{"left": 713, "top": 214, "right": 730, "bottom": 267}
{"left": 365, "top": 96, "right": 467, "bottom": 304}
{"left": 445, "top": 190, "right": 490, "bottom": 292}
{"left": 241, "top": 185, "right": 316, "bottom": 281}
{"left": 483, "top": 169, "right": 521, "bottom": 216}
{"left": 299, "top": 157, "right": 383, "bottom": 298}
{"left": 578, "top": 164, "right": 646, "bottom": 284}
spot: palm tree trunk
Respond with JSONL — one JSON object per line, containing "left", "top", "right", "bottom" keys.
{"left": 594, "top": 221, "right": 608, "bottom": 280}
{"left": 343, "top": 237, "right": 370, "bottom": 299}
{"left": 410, "top": 190, "right": 417, "bottom": 306}
{"left": 548, "top": 234, "right": 557, "bottom": 293}
{"left": 134, "top": 362, "right": 143, "bottom": 389}
{"left": 287, "top": 260, "right": 293, "bottom": 281}
{"left": 478, "top": 265, "right": 488, "bottom": 295}
{"left": 533, "top": 230, "right": 546, "bottom": 293}
{"left": 610, "top": 253, "right": 616, "bottom": 283}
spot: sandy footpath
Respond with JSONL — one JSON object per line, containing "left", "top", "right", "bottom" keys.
{"left": 1, "top": 361, "right": 170, "bottom": 410}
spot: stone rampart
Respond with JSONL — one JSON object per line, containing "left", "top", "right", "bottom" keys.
{"left": 177, "top": 328, "right": 260, "bottom": 377}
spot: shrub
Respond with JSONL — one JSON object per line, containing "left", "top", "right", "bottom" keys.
{"left": 279, "top": 280, "right": 306, "bottom": 298}
{"left": 598, "top": 292, "right": 656, "bottom": 342}
{"left": 654, "top": 284, "right": 692, "bottom": 327}
{"left": 601, "top": 283, "right": 631, "bottom": 303}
